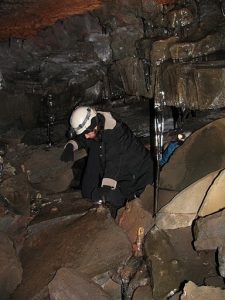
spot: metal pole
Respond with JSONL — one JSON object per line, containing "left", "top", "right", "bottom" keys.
{"left": 152, "top": 64, "right": 165, "bottom": 217}
{"left": 153, "top": 102, "right": 164, "bottom": 217}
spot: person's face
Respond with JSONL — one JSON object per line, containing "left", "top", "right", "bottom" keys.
{"left": 84, "top": 128, "right": 98, "bottom": 140}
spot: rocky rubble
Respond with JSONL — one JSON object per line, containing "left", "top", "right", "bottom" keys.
{"left": 0, "top": 117, "right": 224, "bottom": 299}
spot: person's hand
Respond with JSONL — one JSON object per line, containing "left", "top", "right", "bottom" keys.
{"left": 60, "top": 143, "right": 74, "bottom": 162}
{"left": 92, "top": 186, "right": 112, "bottom": 202}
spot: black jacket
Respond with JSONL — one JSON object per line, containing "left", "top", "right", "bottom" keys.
{"left": 74, "top": 111, "right": 153, "bottom": 199}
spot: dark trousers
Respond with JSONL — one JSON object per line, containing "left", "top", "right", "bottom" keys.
{"left": 81, "top": 141, "right": 126, "bottom": 207}
{"left": 81, "top": 141, "right": 100, "bottom": 199}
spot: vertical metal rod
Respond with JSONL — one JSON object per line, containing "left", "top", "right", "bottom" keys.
{"left": 152, "top": 63, "right": 165, "bottom": 217}
{"left": 153, "top": 106, "right": 164, "bottom": 217}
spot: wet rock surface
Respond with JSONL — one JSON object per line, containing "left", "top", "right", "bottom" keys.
{"left": 1, "top": 0, "right": 225, "bottom": 137}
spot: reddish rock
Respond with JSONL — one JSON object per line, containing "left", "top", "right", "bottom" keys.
{"left": 117, "top": 184, "right": 176, "bottom": 243}
{"left": 0, "top": 0, "right": 102, "bottom": 39}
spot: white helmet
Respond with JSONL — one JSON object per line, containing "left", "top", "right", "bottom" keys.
{"left": 70, "top": 106, "right": 97, "bottom": 135}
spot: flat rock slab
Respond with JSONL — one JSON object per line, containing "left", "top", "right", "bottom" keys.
{"left": 180, "top": 281, "right": 225, "bottom": 300}
{"left": 29, "top": 191, "right": 92, "bottom": 224}
{"left": 156, "top": 169, "right": 220, "bottom": 230}
{"left": 48, "top": 267, "right": 111, "bottom": 300}
{"left": 160, "top": 118, "right": 225, "bottom": 191}
{"left": 0, "top": 232, "right": 23, "bottom": 300}
{"left": 12, "top": 210, "right": 131, "bottom": 299}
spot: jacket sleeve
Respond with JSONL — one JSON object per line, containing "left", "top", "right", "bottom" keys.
{"left": 101, "top": 123, "right": 124, "bottom": 189}
{"left": 65, "top": 135, "right": 91, "bottom": 151}
{"left": 65, "top": 140, "right": 79, "bottom": 151}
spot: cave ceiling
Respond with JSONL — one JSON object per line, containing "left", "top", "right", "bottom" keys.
{"left": 0, "top": 0, "right": 102, "bottom": 40}
{"left": 0, "top": 0, "right": 225, "bottom": 133}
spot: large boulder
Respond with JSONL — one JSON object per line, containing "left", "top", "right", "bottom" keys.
{"left": 23, "top": 147, "right": 86, "bottom": 193}
{"left": 12, "top": 210, "right": 132, "bottom": 299}
{"left": 156, "top": 169, "right": 222, "bottom": 230}
{"left": 160, "top": 118, "right": 225, "bottom": 191}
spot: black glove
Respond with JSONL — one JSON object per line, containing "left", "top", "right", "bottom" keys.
{"left": 92, "top": 186, "right": 125, "bottom": 207}
{"left": 60, "top": 143, "right": 74, "bottom": 162}
{"left": 92, "top": 186, "right": 112, "bottom": 202}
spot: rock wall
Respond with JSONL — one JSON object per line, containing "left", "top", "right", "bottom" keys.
{"left": 0, "top": 0, "right": 225, "bottom": 132}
